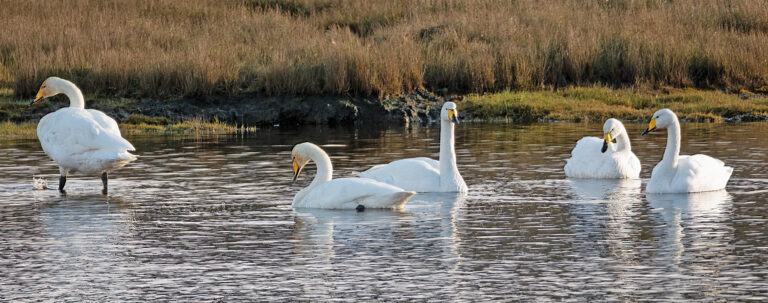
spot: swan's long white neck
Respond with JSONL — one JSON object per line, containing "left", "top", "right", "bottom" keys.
{"left": 307, "top": 145, "right": 333, "bottom": 189}
{"left": 293, "top": 145, "right": 333, "bottom": 205}
{"left": 662, "top": 118, "right": 681, "bottom": 168}
{"left": 58, "top": 80, "right": 85, "bottom": 109}
{"left": 439, "top": 118, "right": 460, "bottom": 187}
{"left": 614, "top": 129, "right": 631, "bottom": 152}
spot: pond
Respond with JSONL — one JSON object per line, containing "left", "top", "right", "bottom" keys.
{"left": 1, "top": 122, "right": 767, "bottom": 301}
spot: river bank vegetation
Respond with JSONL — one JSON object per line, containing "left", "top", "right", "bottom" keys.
{"left": 0, "top": 117, "right": 256, "bottom": 137}
{"left": 462, "top": 87, "right": 768, "bottom": 123}
{"left": 1, "top": 0, "right": 767, "bottom": 99}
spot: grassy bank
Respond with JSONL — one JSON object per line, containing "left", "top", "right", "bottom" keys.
{"left": 2, "top": 87, "right": 767, "bottom": 137}
{"left": 1, "top": 0, "right": 767, "bottom": 99}
{"left": 461, "top": 87, "right": 768, "bottom": 123}
{"left": 460, "top": 87, "right": 768, "bottom": 122}
{"left": 0, "top": 117, "right": 256, "bottom": 138}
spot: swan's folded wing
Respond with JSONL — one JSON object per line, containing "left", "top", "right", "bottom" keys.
{"left": 38, "top": 109, "right": 135, "bottom": 158}
{"left": 409, "top": 157, "right": 440, "bottom": 169}
{"left": 679, "top": 154, "right": 726, "bottom": 175}
{"left": 569, "top": 137, "right": 606, "bottom": 157}
{"left": 362, "top": 157, "right": 438, "bottom": 174}
{"left": 299, "top": 178, "right": 411, "bottom": 209}
{"left": 677, "top": 154, "right": 733, "bottom": 191}
{"left": 359, "top": 158, "right": 440, "bottom": 190}
{"left": 565, "top": 137, "right": 611, "bottom": 178}
{"left": 86, "top": 109, "right": 135, "bottom": 151}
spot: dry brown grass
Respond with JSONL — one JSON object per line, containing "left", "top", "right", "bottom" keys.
{"left": 0, "top": 0, "right": 767, "bottom": 98}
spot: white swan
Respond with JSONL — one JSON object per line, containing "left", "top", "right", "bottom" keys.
{"left": 30, "top": 77, "right": 136, "bottom": 194}
{"left": 564, "top": 118, "right": 641, "bottom": 179}
{"left": 359, "top": 102, "right": 468, "bottom": 193}
{"left": 291, "top": 142, "right": 415, "bottom": 210}
{"left": 641, "top": 109, "right": 733, "bottom": 193}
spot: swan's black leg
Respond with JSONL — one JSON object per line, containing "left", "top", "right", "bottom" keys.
{"left": 101, "top": 172, "right": 108, "bottom": 195}
{"left": 58, "top": 175, "right": 67, "bottom": 194}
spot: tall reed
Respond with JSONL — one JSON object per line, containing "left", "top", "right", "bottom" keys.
{"left": 0, "top": 0, "right": 766, "bottom": 98}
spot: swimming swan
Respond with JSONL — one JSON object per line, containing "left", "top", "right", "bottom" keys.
{"left": 564, "top": 118, "right": 641, "bottom": 179}
{"left": 291, "top": 142, "right": 415, "bottom": 210}
{"left": 641, "top": 109, "right": 733, "bottom": 193}
{"left": 30, "top": 77, "right": 136, "bottom": 194}
{"left": 359, "top": 102, "right": 468, "bottom": 193}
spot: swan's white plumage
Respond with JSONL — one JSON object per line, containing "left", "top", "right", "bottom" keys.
{"left": 291, "top": 142, "right": 415, "bottom": 209}
{"left": 564, "top": 119, "right": 641, "bottom": 179}
{"left": 38, "top": 108, "right": 136, "bottom": 174}
{"left": 293, "top": 178, "right": 414, "bottom": 209}
{"left": 360, "top": 102, "right": 467, "bottom": 193}
{"left": 359, "top": 158, "right": 441, "bottom": 192}
{"left": 644, "top": 109, "right": 732, "bottom": 193}
{"left": 33, "top": 77, "right": 136, "bottom": 176}
{"left": 647, "top": 154, "right": 733, "bottom": 193}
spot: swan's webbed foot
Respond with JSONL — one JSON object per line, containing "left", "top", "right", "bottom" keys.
{"left": 58, "top": 175, "right": 67, "bottom": 194}
{"left": 101, "top": 172, "right": 108, "bottom": 195}
{"left": 356, "top": 204, "right": 365, "bottom": 212}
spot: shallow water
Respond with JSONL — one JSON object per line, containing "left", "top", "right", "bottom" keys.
{"left": 1, "top": 122, "right": 767, "bottom": 301}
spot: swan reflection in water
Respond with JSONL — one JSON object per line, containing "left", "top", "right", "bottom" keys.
{"left": 291, "top": 193, "right": 466, "bottom": 293}
{"left": 646, "top": 190, "right": 732, "bottom": 264}
{"left": 567, "top": 178, "right": 643, "bottom": 262}
{"left": 6, "top": 192, "right": 135, "bottom": 299}
{"left": 645, "top": 190, "right": 733, "bottom": 299}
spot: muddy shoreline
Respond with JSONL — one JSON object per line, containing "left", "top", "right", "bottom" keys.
{"left": 11, "top": 90, "right": 456, "bottom": 127}
{"left": 5, "top": 88, "right": 768, "bottom": 128}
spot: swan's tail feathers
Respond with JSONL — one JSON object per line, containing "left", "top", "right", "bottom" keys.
{"left": 725, "top": 166, "right": 734, "bottom": 176}
{"left": 111, "top": 151, "right": 137, "bottom": 169}
{"left": 723, "top": 166, "right": 734, "bottom": 185}
{"left": 120, "top": 138, "right": 136, "bottom": 152}
{"left": 359, "top": 191, "right": 416, "bottom": 210}
{"left": 119, "top": 151, "right": 138, "bottom": 162}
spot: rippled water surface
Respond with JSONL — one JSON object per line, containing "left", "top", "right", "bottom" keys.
{"left": 1, "top": 122, "right": 767, "bottom": 301}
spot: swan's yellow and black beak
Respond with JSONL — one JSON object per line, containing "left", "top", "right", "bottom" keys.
{"left": 601, "top": 133, "right": 611, "bottom": 153}
{"left": 29, "top": 88, "right": 45, "bottom": 106}
{"left": 641, "top": 118, "right": 657, "bottom": 136}
{"left": 292, "top": 159, "right": 303, "bottom": 183}
{"left": 447, "top": 109, "right": 459, "bottom": 124}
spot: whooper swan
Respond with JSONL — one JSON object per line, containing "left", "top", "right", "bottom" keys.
{"left": 641, "top": 109, "right": 732, "bottom": 193}
{"left": 291, "top": 142, "right": 415, "bottom": 210}
{"left": 564, "top": 118, "right": 641, "bottom": 179}
{"left": 30, "top": 77, "right": 136, "bottom": 194}
{"left": 359, "top": 102, "right": 468, "bottom": 193}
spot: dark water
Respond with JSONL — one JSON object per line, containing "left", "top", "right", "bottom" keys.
{"left": 1, "top": 122, "right": 767, "bottom": 301}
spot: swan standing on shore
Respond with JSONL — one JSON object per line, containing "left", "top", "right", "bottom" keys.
{"left": 291, "top": 142, "right": 415, "bottom": 210}
{"left": 564, "top": 118, "right": 641, "bottom": 179}
{"left": 30, "top": 77, "right": 136, "bottom": 194}
{"left": 641, "top": 109, "right": 732, "bottom": 193}
{"left": 359, "top": 102, "right": 468, "bottom": 193}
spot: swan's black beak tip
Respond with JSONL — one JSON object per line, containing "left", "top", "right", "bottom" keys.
{"left": 601, "top": 141, "right": 608, "bottom": 153}
{"left": 641, "top": 128, "right": 653, "bottom": 136}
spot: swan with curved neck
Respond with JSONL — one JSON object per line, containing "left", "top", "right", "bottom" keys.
{"left": 291, "top": 142, "right": 415, "bottom": 209}
{"left": 564, "top": 118, "right": 641, "bottom": 179}
{"left": 30, "top": 77, "right": 136, "bottom": 194}
{"left": 359, "top": 102, "right": 468, "bottom": 193}
{"left": 641, "top": 109, "right": 732, "bottom": 193}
